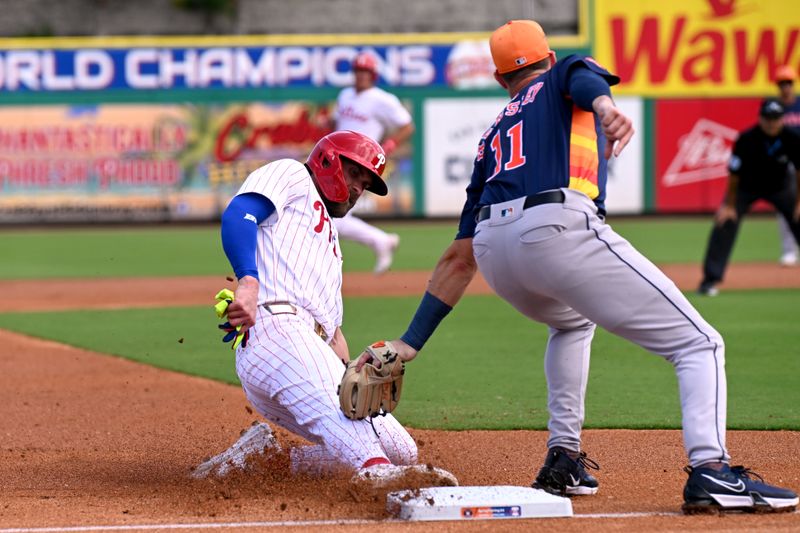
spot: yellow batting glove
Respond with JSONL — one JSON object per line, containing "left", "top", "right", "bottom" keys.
{"left": 214, "top": 288, "right": 248, "bottom": 350}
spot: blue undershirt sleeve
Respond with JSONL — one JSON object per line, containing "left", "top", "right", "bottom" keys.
{"left": 567, "top": 67, "right": 612, "bottom": 112}
{"left": 221, "top": 192, "right": 275, "bottom": 280}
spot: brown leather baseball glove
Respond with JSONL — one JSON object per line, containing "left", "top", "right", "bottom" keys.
{"left": 338, "top": 341, "right": 404, "bottom": 420}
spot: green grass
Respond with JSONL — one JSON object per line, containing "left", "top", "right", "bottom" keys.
{"left": 0, "top": 227, "right": 231, "bottom": 278}
{"left": 1, "top": 290, "right": 797, "bottom": 430}
{"left": 0, "top": 216, "right": 789, "bottom": 278}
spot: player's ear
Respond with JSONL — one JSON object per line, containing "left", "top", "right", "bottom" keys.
{"left": 547, "top": 50, "right": 557, "bottom": 66}
{"left": 493, "top": 70, "right": 508, "bottom": 89}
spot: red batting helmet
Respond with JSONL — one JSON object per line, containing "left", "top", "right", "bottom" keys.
{"left": 306, "top": 131, "right": 388, "bottom": 202}
{"left": 352, "top": 52, "right": 379, "bottom": 78}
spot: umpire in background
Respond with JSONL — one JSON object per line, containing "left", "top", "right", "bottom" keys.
{"left": 774, "top": 65, "right": 800, "bottom": 265}
{"left": 698, "top": 98, "right": 800, "bottom": 295}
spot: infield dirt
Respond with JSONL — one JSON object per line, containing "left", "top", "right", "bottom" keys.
{"left": 1, "top": 265, "right": 799, "bottom": 531}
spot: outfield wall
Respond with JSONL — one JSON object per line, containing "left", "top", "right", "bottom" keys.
{"left": 0, "top": 0, "right": 798, "bottom": 223}
{"left": 0, "top": 31, "right": 587, "bottom": 223}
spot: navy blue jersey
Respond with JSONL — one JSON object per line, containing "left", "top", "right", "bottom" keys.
{"left": 457, "top": 55, "right": 619, "bottom": 239}
{"left": 728, "top": 125, "right": 800, "bottom": 194}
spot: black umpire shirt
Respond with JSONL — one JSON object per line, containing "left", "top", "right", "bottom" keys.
{"left": 728, "top": 125, "right": 800, "bottom": 195}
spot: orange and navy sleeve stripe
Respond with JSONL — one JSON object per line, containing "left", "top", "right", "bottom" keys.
{"left": 568, "top": 106, "right": 600, "bottom": 199}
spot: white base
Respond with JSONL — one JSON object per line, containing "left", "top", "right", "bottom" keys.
{"left": 387, "top": 485, "right": 573, "bottom": 521}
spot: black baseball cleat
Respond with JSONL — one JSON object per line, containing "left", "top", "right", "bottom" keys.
{"left": 682, "top": 464, "right": 799, "bottom": 514}
{"left": 532, "top": 447, "right": 600, "bottom": 496}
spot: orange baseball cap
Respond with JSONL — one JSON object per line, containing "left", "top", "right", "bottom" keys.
{"left": 775, "top": 64, "right": 797, "bottom": 82}
{"left": 489, "top": 20, "right": 551, "bottom": 75}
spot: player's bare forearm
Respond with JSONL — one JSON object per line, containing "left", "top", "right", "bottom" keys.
{"left": 426, "top": 238, "right": 477, "bottom": 307}
{"left": 390, "top": 123, "right": 414, "bottom": 146}
{"left": 330, "top": 327, "right": 349, "bottom": 365}
{"left": 355, "top": 238, "right": 477, "bottom": 370}
{"left": 592, "top": 95, "right": 634, "bottom": 159}
{"left": 382, "top": 123, "right": 414, "bottom": 155}
{"left": 227, "top": 275, "right": 259, "bottom": 330}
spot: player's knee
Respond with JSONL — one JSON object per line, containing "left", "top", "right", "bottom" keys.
{"left": 387, "top": 433, "right": 418, "bottom": 465}
{"left": 671, "top": 328, "right": 725, "bottom": 365}
{"left": 398, "top": 441, "right": 418, "bottom": 465}
{"left": 699, "top": 325, "right": 724, "bottom": 352}
{"left": 707, "top": 330, "right": 725, "bottom": 363}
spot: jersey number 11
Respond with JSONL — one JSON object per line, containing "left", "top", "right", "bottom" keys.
{"left": 488, "top": 120, "right": 526, "bottom": 180}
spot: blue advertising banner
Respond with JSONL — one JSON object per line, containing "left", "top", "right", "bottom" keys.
{"left": 0, "top": 17, "right": 589, "bottom": 95}
{"left": 0, "top": 44, "right": 496, "bottom": 92}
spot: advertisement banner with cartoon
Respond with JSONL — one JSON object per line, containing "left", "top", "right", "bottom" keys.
{"left": 0, "top": 26, "right": 590, "bottom": 222}
{"left": 0, "top": 102, "right": 415, "bottom": 222}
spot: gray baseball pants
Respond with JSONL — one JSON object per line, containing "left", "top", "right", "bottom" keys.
{"left": 472, "top": 188, "right": 729, "bottom": 467}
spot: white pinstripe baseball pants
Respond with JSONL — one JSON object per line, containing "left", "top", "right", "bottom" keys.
{"left": 235, "top": 308, "right": 417, "bottom": 474}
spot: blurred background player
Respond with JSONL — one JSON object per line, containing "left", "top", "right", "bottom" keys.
{"left": 775, "top": 64, "right": 800, "bottom": 266}
{"left": 699, "top": 98, "right": 800, "bottom": 295}
{"left": 328, "top": 52, "right": 415, "bottom": 274}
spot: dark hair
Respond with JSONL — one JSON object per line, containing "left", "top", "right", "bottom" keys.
{"left": 500, "top": 57, "right": 550, "bottom": 85}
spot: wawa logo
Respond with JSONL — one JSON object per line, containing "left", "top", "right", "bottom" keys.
{"left": 707, "top": 0, "right": 738, "bottom": 18}
{"left": 662, "top": 119, "right": 738, "bottom": 187}
{"left": 605, "top": 0, "right": 800, "bottom": 92}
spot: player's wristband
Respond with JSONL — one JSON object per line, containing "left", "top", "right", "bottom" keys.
{"left": 381, "top": 139, "right": 397, "bottom": 156}
{"left": 400, "top": 291, "right": 452, "bottom": 351}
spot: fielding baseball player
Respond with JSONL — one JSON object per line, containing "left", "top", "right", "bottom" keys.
{"left": 193, "top": 130, "right": 456, "bottom": 490}
{"left": 328, "top": 52, "right": 414, "bottom": 274}
{"left": 353, "top": 20, "right": 798, "bottom": 513}
{"left": 774, "top": 64, "right": 800, "bottom": 266}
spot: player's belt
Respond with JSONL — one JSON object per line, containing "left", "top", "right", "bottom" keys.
{"left": 262, "top": 302, "right": 328, "bottom": 341}
{"left": 476, "top": 189, "right": 566, "bottom": 223}
{"left": 262, "top": 302, "right": 297, "bottom": 315}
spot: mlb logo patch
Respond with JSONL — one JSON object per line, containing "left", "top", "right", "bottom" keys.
{"left": 500, "top": 207, "right": 514, "bottom": 217}
{"left": 515, "top": 56, "right": 527, "bottom": 66}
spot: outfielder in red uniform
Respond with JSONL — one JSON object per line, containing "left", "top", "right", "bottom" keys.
{"left": 355, "top": 20, "right": 798, "bottom": 513}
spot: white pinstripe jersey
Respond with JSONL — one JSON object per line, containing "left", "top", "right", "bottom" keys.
{"left": 236, "top": 159, "right": 343, "bottom": 339}
{"left": 334, "top": 86, "right": 412, "bottom": 142}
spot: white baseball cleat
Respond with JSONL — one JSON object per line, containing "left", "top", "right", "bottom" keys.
{"left": 779, "top": 251, "right": 798, "bottom": 267}
{"left": 350, "top": 463, "right": 458, "bottom": 494}
{"left": 191, "top": 422, "right": 281, "bottom": 479}
{"left": 374, "top": 233, "right": 400, "bottom": 274}
{"left": 697, "top": 281, "right": 719, "bottom": 297}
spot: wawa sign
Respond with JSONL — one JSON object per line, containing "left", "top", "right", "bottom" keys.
{"left": 593, "top": 0, "right": 800, "bottom": 96}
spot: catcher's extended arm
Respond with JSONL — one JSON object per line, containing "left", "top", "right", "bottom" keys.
{"left": 338, "top": 341, "right": 404, "bottom": 420}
